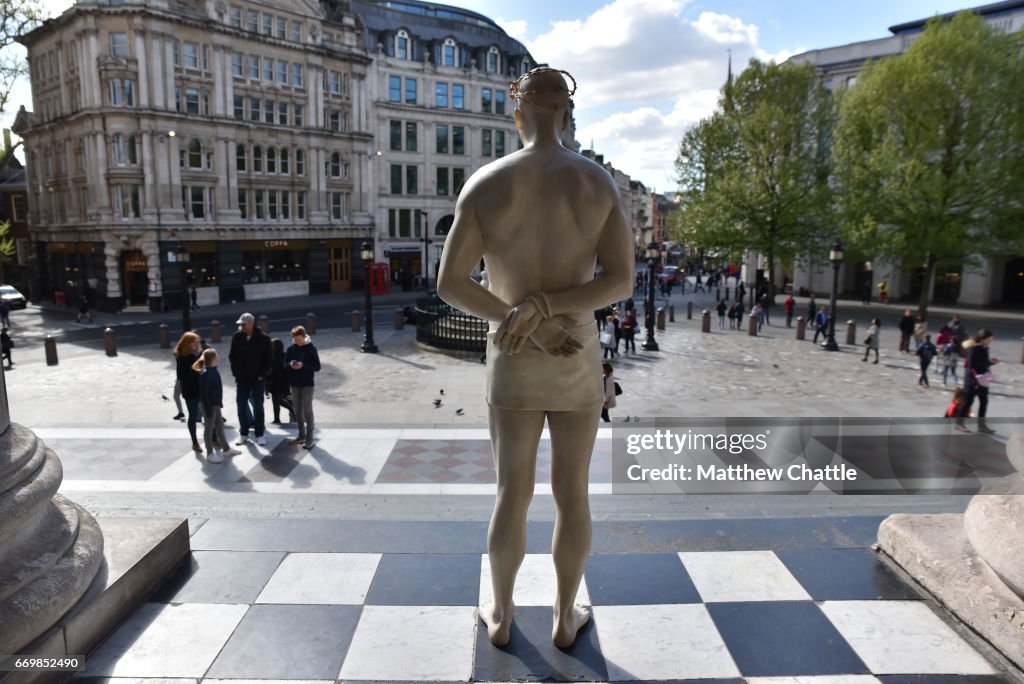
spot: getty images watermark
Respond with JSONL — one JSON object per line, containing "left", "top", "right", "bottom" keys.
{"left": 610, "top": 417, "right": 1021, "bottom": 495}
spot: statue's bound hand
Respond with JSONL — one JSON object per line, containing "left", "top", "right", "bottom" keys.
{"left": 530, "top": 318, "right": 584, "bottom": 357}
{"left": 495, "top": 300, "right": 544, "bottom": 354}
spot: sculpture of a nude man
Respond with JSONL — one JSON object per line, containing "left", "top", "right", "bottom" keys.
{"left": 436, "top": 67, "right": 634, "bottom": 648}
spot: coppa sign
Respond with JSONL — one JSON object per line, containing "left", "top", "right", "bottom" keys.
{"left": 265, "top": 240, "right": 289, "bottom": 248}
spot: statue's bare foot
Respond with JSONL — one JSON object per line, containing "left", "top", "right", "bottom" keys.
{"left": 478, "top": 600, "right": 514, "bottom": 647}
{"left": 553, "top": 604, "right": 590, "bottom": 648}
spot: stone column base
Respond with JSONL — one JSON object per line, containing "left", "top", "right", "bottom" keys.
{"left": 877, "top": 512, "right": 1024, "bottom": 671}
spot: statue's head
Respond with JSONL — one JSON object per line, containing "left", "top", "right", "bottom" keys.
{"left": 510, "top": 67, "right": 576, "bottom": 136}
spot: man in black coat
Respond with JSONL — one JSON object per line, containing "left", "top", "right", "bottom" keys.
{"left": 228, "top": 312, "right": 273, "bottom": 445}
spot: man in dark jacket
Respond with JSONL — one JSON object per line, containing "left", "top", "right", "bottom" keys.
{"left": 285, "top": 325, "right": 322, "bottom": 449}
{"left": 228, "top": 312, "right": 273, "bottom": 445}
{"left": 898, "top": 309, "right": 915, "bottom": 354}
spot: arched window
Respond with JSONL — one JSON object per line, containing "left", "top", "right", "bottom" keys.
{"left": 487, "top": 46, "right": 500, "bottom": 73}
{"left": 443, "top": 38, "right": 456, "bottom": 66}
{"left": 329, "top": 152, "right": 341, "bottom": 177}
{"left": 280, "top": 148, "right": 289, "bottom": 174}
{"left": 295, "top": 148, "right": 305, "bottom": 175}
{"left": 395, "top": 29, "right": 410, "bottom": 60}
{"left": 253, "top": 145, "right": 263, "bottom": 173}
{"left": 236, "top": 144, "right": 246, "bottom": 172}
{"left": 267, "top": 147, "right": 277, "bottom": 173}
{"left": 187, "top": 139, "right": 203, "bottom": 169}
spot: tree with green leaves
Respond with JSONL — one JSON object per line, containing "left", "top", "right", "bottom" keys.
{"left": 0, "top": 0, "right": 45, "bottom": 114}
{"left": 673, "top": 59, "right": 835, "bottom": 299}
{"left": 833, "top": 11, "right": 1024, "bottom": 317}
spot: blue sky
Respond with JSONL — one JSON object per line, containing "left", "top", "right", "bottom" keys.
{"left": 23, "top": 0, "right": 976, "bottom": 189}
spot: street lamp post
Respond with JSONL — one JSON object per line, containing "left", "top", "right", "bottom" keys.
{"left": 823, "top": 240, "right": 844, "bottom": 352}
{"left": 641, "top": 239, "right": 660, "bottom": 352}
{"left": 360, "top": 241, "right": 379, "bottom": 353}
{"left": 422, "top": 211, "right": 430, "bottom": 292}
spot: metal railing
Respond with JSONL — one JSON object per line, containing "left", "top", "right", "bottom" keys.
{"left": 415, "top": 296, "right": 487, "bottom": 353}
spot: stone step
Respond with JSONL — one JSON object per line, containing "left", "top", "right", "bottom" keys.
{"left": 0, "top": 497, "right": 80, "bottom": 603}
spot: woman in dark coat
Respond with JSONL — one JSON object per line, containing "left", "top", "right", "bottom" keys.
{"left": 173, "top": 331, "right": 203, "bottom": 452}
{"left": 267, "top": 338, "right": 293, "bottom": 424}
{"left": 956, "top": 329, "right": 999, "bottom": 434}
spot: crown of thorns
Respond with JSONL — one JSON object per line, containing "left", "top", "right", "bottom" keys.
{"left": 510, "top": 67, "right": 576, "bottom": 109}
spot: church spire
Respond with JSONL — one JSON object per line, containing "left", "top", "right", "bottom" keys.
{"left": 723, "top": 48, "right": 735, "bottom": 113}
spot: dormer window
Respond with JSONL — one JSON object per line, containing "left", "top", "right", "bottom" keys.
{"left": 396, "top": 30, "right": 410, "bottom": 60}
{"left": 443, "top": 38, "right": 456, "bottom": 66}
{"left": 487, "top": 46, "right": 499, "bottom": 73}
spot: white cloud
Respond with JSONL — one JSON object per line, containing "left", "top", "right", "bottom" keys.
{"left": 755, "top": 46, "right": 804, "bottom": 64}
{"left": 495, "top": 17, "right": 529, "bottom": 41}
{"left": 691, "top": 11, "right": 758, "bottom": 44}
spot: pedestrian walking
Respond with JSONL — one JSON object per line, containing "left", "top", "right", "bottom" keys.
{"left": 736, "top": 281, "right": 746, "bottom": 303}
{"left": 228, "top": 312, "right": 273, "bottom": 446}
{"left": 76, "top": 295, "right": 91, "bottom": 323}
{"left": 621, "top": 310, "right": 638, "bottom": 353}
{"left": 955, "top": 329, "right": 999, "bottom": 434}
{"left": 695, "top": 272, "right": 705, "bottom": 293}
{"left": 267, "top": 338, "right": 294, "bottom": 424}
{"left": 807, "top": 294, "right": 817, "bottom": 323}
{"left": 195, "top": 349, "right": 241, "bottom": 464}
{"left": 601, "top": 361, "right": 617, "bottom": 423}
{"left": 174, "top": 331, "right": 204, "bottom": 453}
{"left": 0, "top": 299, "right": 10, "bottom": 328}
{"left": 759, "top": 293, "right": 771, "bottom": 326}
{"left": 716, "top": 300, "right": 727, "bottom": 329}
{"left": 937, "top": 327, "right": 959, "bottom": 386}
{"left": 189, "top": 286, "right": 199, "bottom": 311}
{"left": 861, "top": 281, "right": 871, "bottom": 305}
{"left": 862, "top": 318, "right": 880, "bottom": 363}
{"left": 1, "top": 328, "right": 13, "bottom": 369}
{"left": 947, "top": 315, "right": 968, "bottom": 358}
{"left": 612, "top": 307, "right": 622, "bottom": 354}
{"left": 601, "top": 314, "right": 617, "bottom": 359}
{"left": 733, "top": 300, "right": 745, "bottom": 331}
{"left": 916, "top": 334, "right": 936, "bottom": 388}
{"left": 912, "top": 315, "right": 927, "bottom": 350}
{"left": 783, "top": 295, "right": 795, "bottom": 327}
{"left": 898, "top": 309, "right": 915, "bottom": 354}
{"left": 877, "top": 280, "right": 888, "bottom": 304}
{"left": 751, "top": 302, "right": 764, "bottom": 331}
{"left": 812, "top": 306, "right": 829, "bottom": 344}
{"left": 285, "top": 325, "right": 322, "bottom": 449}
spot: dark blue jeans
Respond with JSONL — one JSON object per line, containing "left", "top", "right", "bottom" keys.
{"left": 236, "top": 381, "right": 266, "bottom": 437}
{"left": 185, "top": 397, "right": 200, "bottom": 444}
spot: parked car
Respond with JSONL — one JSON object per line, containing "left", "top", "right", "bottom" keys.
{"left": 0, "top": 285, "right": 27, "bottom": 309}
{"left": 656, "top": 265, "right": 682, "bottom": 284}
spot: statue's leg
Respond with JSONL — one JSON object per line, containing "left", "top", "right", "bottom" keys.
{"left": 547, "top": 405, "right": 600, "bottom": 648}
{"left": 479, "top": 403, "right": 545, "bottom": 647}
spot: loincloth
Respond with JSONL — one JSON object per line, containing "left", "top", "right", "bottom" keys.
{"left": 486, "top": 323, "right": 604, "bottom": 411}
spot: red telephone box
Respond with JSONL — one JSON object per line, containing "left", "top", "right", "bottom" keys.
{"left": 369, "top": 262, "right": 390, "bottom": 295}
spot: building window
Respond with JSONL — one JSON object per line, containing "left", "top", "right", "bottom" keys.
{"left": 329, "top": 111, "right": 340, "bottom": 132}
{"left": 262, "top": 13, "right": 272, "bottom": 35}
{"left": 453, "top": 126, "right": 464, "bottom": 155}
{"left": 281, "top": 190, "right": 291, "bottom": 219}
{"left": 435, "top": 82, "right": 448, "bottom": 108}
{"left": 436, "top": 167, "right": 449, "bottom": 196}
{"left": 248, "top": 54, "right": 260, "bottom": 79}
{"left": 254, "top": 189, "right": 265, "bottom": 219}
{"left": 276, "top": 16, "right": 287, "bottom": 39}
{"left": 232, "top": 96, "right": 244, "bottom": 119}
{"left": 112, "top": 134, "right": 137, "bottom": 165}
{"left": 297, "top": 191, "right": 306, "bottom": 219}
{"left": 264, "top": 57, "right": 274, "bottom": 81}
{"left": 183, "top": 41, "right": 199, "bottom": 69}
{"left": 406, "top": 165, "right": 417, "bottom": 195}
{"left": 482, "top": 129, "right": 492, "bottom": 156}
{"left": 267, "top": 147, "right": 277, "bottom": 173}
{"left": 290, "top": 21, "right": 301, "bottom": 42}
{"left": 331, "top": 191, "right": 343, "bottom": 220}
{"left": 329, "top": 70, "right": 341, "bottom": 94}
{"left": 405, "top": 122, "right": 417, "bottom": 151}
{"left": 389, "top": 75, "right": 401, "bottom": 102}
{"left": 443, "top": 39, "right": 456, "bottom": 66}
{"left": 183, "top": 185, "right": 207, "bottom": 219}
{"left": 203, "top": 45, "right": 209, "bottom": 71}
{"left": 109, "top": 79, "right": 135, "bottom": 107}
{"left": 116, "top": 185, "right": 140, "bottom": 218}
{"left": 278, "top": 101, "right": 288, "bottom": 125}
{"left": 453, "top": 168, "right": 465, "bottom": 194}
{"left": 496, "top": 130, "right": 506, "bottom": 157}
{"left": 229, "top": 6, "right": 242, "bottom": 28}
{"left": 495, "top": 91, "right": 506, "bottom": 115}
{"left": 452, "top": 84, "right": 464, "bottom": 109}
{"left": 185, "top": 88, "right": 200, "bottom": 114}
{"left": 278, "top": 60, "right": 288, "bottom": 84}
{"left": 247, "top": 9, "right": 258, "bottom": 32}
{"left": 482, "top": 88, "right": 491, "bottom": 113}
{"left": 109, "top": 32, "right": 128, "bottom": 57}
{"left": 231, "top": 51, "right": 243, "bottom": 76}
{"left": 238, "top": 189, "right": 248, "bottom": 218}
{"left": 250, "top": 97, "right": 261, "bottom": 121}
{"left": 487, "top": 46, "right": 499, "bottom": 73}
{"left": 405, "top": 77, "right": 416, "bottom": 103}
{"left": 294, "top": 104, "right": 304, "bottom": 127}
{"left": 264, "top": 98, "right": 275, "bottom": 123}
{"left": 396, "top": 30, "right": 409, "bottom": 59}
{"left": 295, "top": 149, "right": 305, "bottom": 175}
{"left": 280, "top": 148, "right": 289, "bottom": 174}
{"left": 292, "top": 63, "right": 303, "bottom": 88}
{"left": 436, "top": 124, "right": 448, "bottom": 154}
{"left": 390, "top": 120, "right": 402, "bottom": 150}
{"left": 268, "top": 190, "right": 278, "bottom": 219}
{"left": 236, "top": 144, "right": 246, "bottom": 172}
{"left": 388, "top": 209, "right": 396, "bottom": 237}
{"left": 186, "top": 139, "right": 203, "bottom": 169}
{"left": 390, "top": 164, "right": 402, "bottom": 194}
{"left": 253, "top": 145, "right": 263, "bottom": 172}
{"left": 330, "top": 152, "right": 342, "bottom": 177}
